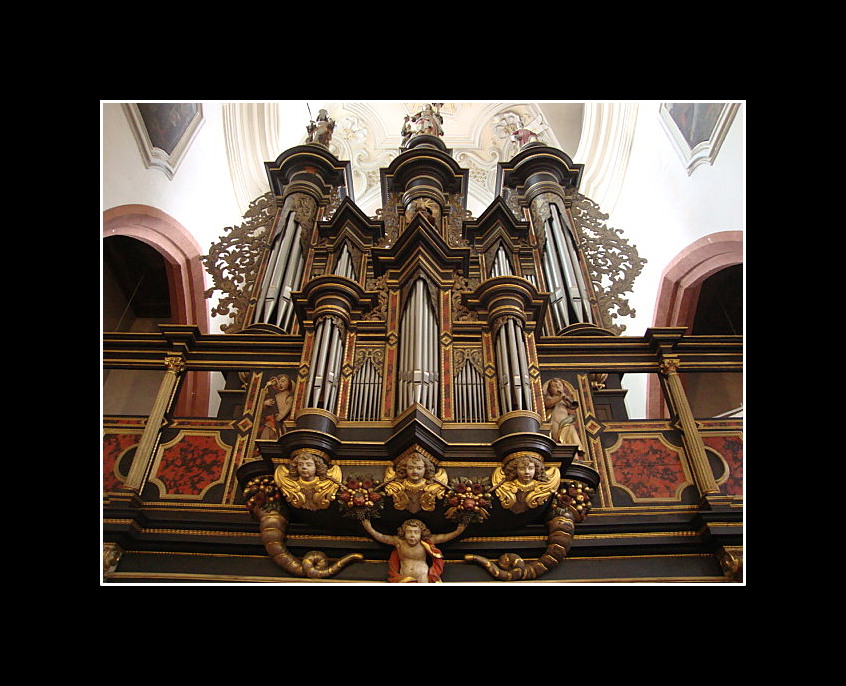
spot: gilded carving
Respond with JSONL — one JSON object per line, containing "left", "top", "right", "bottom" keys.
{"left": 202, "top": 192, "right": 277, "bottom": 332}
{"left": 453, "top": 347, "right": 484, "bottom": 375}
{"left": 451, "top": 270, "right": 479, "bottom": 321}
{"left": 274, "top": 448, "right": 342, "bottom": 511}
{"left": 103, "top": 542, "right": 123, "bottom": 578}
{"left": 164, "top": 355, "right": 186, "bottom": 375}
{"left": 383, "top": 446, "right": 448, "bottom": 513}
{"left": 492, "top": 451, "right": 560, "bottom": 513}
{"left": 568, "top": 191, "right": 646, "bottom": 334}
{"left": 659, "top": 357, "right": 681, "bottom": 376}
{"left": 363, "top": 274, "right": 389, "bottom": 321}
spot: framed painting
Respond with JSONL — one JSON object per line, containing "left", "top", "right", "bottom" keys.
{"left": 122, "top": 103, "right": 204, "bottom": 179}
{"left": 659, "top": 102, "right": 740, "bottom": 175}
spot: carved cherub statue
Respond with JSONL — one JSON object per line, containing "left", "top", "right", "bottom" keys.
{"left": 383, "top": 447, "right": 448, "bottom": 513}
{"left": 361, "top": 517, "right": 466, "bottom": 583}
{"left": 493, "top": 451, "right": 560, "bottom": 514}
{"left": 274, "top": 448, "right": 342, "bottom": 511}
{"left": 542, "top": 378, "right": 585, "bottom": 455}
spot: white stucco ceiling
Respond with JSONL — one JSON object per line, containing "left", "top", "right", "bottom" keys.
{"left": 223, "top": 102, "right": 607, "bottom": 219}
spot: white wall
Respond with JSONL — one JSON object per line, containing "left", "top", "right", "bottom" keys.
{"left": 603, "top": 103, "right": 744, "bottom": 415}
{"left": 101, "top": 102, "right": 245, "bottom": 334}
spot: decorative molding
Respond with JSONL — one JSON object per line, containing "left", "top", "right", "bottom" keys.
{"left": 122, "top": 103, "right": 204, "bottom": 179}
{"left": 659, "top": 103, "right": 740, "bottom": 175}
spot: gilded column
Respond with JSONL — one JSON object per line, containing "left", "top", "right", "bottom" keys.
{"left": 124, "top": 354, "right": 185, "bottom": 491}
{"left": 658, "top": 356, "right": 719, "bottom": 498}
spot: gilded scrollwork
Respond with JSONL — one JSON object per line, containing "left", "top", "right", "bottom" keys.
{"left": 202, "top": 192, "right": 278, "bottom": 333}
{"left": 451, "top": 269, "right": 479, "bottom": 322}
{"left": 352, "top": 347, "right": 384, "bottom": 373}
{"left": 453, "top": 347, "right": 484, "bottom": 376}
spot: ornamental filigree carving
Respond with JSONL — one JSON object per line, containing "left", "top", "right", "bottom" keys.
{"left": 375, "top": 192, "right": 401, "bottom": 246}
{"left": 453, "top": 347, "right": 484, "bottom": 375}
{"left": 568, "top": 191, "right": 646, "bottom": 335}
{"left": 501, "top": 187, "right": 524, "bottom": 223}
{"left": 445, "top": 193, "right": 471, "bottom": 248}
{"left": 353, "top": 347, "right": 384, "bottom": 373}
{"left": 363, "top": 274, "right": 389, "bottom": 321}
{"left": 451, "top": 270, "right": 479, "bottom": 321}
{"left": 281, "top": 193, "right": 318, "bottom": 238}
{"left": 202, "top": 192, "right": 277, "bottom": 333}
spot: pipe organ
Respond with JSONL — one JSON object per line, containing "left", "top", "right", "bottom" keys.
{"left": 104, "top": 106, "right": 743, "bottom": 584}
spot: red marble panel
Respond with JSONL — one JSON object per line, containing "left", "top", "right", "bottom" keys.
{"left": 608, "top": 436, "right": 688, "bottom": 500}
{"left": 154, "top": 433, "right": 228, "bottom": 496}
{"left": 702, "top": 434, "right": 743, "bottom": 496}
{"left": 102, "top": 432, "right": 141, "bottom": 490}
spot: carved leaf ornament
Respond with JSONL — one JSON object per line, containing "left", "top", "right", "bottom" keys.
{"left": 568, "top": 192, "right": 646, "bottom": 334}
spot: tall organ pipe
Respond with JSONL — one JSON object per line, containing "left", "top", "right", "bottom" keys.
{"left": 398, "top": 279, "right": 439, "bottom": 415}
{"left": 275, "top": 225, "right": 303, "bottom": 329}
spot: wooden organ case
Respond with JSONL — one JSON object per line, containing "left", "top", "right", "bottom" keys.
{"left": 103, "top": 112, "right": 743, "bottom": 584}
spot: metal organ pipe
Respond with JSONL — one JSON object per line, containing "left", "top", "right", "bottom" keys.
{"left": 258, "top": 213, "right": 300, "bottom": 327}
{"left": 548, "top": 204, "right": 592, "bottom": 325}
{"left": 558, "top": 208, "right": 593, "bottom": 323}
{"left": 275, "top": 225, "right": 303, "bottom": 329}
{"left": 398, "top": 279, "right": 439, "bottom": 415}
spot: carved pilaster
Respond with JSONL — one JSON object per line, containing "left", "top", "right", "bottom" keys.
{"left": 658, "top": 356, "right": 720, "bottom": 499}
{"left": 124, "top": 354, "right": 187, "bottom": 492}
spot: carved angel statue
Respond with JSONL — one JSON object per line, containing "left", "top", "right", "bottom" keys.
{"left": 543, "top": 378, "right": 585, "bottom": 455}
{"left": 259, "top": 373, "right": 294, "bottom": 440}
{"left": 493, "top": 451, "right": 560, "bottom": 514}
{"left": 383, "top": 447, "right": 448, "bottom": 513}
{"left": 274, "top": 448, "right": 342, "bottom": 511}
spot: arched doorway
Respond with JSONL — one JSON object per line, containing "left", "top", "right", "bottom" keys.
{"left": 647, "top": 231, "right": 743, "bottom": 418}
{"left": 102, "top": 205, "right": 210, "bottom": 416}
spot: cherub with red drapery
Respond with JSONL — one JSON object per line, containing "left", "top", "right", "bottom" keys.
{"left": 362, "top": 518, "right": 466, "bottom": 583}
